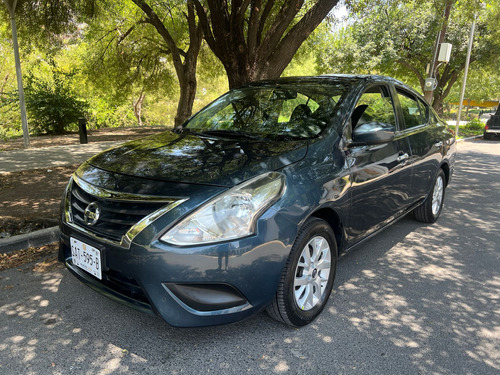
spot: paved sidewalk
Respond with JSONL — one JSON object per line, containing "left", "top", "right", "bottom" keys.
{"left": 0, "top": 141, "right": 122, "bottom": 173}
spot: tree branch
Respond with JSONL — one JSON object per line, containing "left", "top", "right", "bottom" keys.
{"left": 131, "top": 0, "right": 183, "bottom": 74}
{"left": 192, "top": 0, "right": 220, "bottom": 57}
{"left": 257, "top": 0, "right": 275, "bottom": 46}
{"left": 397, "top": 59, "right": 426, "bottom": 91}
{"left": 442, "top": 60, "right": 469, "bottom": 99}
{"left": 264, "top": 0, "right": 338, "bottom": 78}
{"left": 259, "top": 0, "right": 304, "bottom": 62}
{"left": 247, "top": 0, "right": 263, "bottom": 56}
{"left": 2, "top": 0, "right": 17, "bottom": 14}
{"left": 186, "top": 0, "right": 203, "bottom": 60}
{"left": 117, "top": 25, "right": 136, "bottom": 45}
{"left": 95, "top": 27, "right": 118, "bottom": 44}
{"left": 96, "top": 35, "right": 117, "bottom": 64}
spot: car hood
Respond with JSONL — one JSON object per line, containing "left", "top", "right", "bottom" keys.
{"left": 87, "top": 130, "right": 308, "bottom": 187}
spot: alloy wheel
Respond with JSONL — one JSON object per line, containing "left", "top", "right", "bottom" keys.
{"left": 432, "top": 175, "right": 444, "bottom": 216}
{"left": 293, "top": 236, "right": 331, "bottom": 311}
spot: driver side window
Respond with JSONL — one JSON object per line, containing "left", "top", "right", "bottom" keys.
{"left": 353, "top": 86, "right": 396, "bottom": 129}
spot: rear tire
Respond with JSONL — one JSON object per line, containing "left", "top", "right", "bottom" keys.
{"left": 484, "top": 133, "right": 493, "bottom": 140}
{"left": 414, "top": 169, "right": 446, "bottom": 223}
{"left": 266, "top": 218, "right": 337, "bottom": 327}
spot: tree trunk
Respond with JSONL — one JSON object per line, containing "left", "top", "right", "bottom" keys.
{"left": 133, "top": 89, "right": 145, "bottom": 126}
{"left": 432, "top": 96, "right": 445, "bottom": 116}
{"left": 194, "top": 0, "right": 339, "bottom": 89}
{"left": 132, "top": 0, "right": 202, "bottom": 126}
{"left": 430, "top": 61, "right": 464, "bottom": 116}
{"left": 175, "top": 66, "right": 197, "bottom": 127}
{"left": 424, "top": 0, "right": 453, "bottom": 104}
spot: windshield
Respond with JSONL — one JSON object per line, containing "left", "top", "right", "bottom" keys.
{"left": 183, "top": 83, "right": 347, "bottom": 140}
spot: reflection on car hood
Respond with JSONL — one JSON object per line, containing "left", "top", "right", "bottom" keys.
{"left": 87, "top": 130, "right": 308, "bottom": 187}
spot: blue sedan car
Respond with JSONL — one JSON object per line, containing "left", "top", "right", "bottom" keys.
{"left": 59, "top": 75, "right": 456, "bottom": 327}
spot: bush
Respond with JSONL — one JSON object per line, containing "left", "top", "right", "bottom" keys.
{"left": 25, "top": 74, "right": 88, "bottom": 135}
{"left": 0, "top": 92, "right": 22, "bottom": 139}
{"left": 463, "top": 118, "right": 484, "bottom": 131}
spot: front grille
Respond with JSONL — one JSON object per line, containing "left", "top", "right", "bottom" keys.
{"left": 70, "top": 181, "right": 169, "bottom": 242}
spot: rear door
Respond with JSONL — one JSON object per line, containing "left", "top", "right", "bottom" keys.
{"left": 345, "top": 83, "right": 413, "bottom": 243}
{"left": 392, "top": 86, "right": 444, "bottom": 201}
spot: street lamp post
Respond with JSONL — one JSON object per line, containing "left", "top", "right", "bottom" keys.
{"left": 2, "top": 0, "right": 30, "bottom": 148}
{"left": 455, "top": 14, "right": 477, "bottom": 139}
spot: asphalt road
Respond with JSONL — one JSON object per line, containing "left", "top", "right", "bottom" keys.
{"left": 1, "top": 140, "right": 499, "bottom": 375}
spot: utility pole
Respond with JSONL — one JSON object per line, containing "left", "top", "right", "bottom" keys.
{"left": 3, "top": 0, "right": 30, "bottom": 148}
{"left": 424, "top": 31, "right": 442, "bottom": 104}
{"left": 424, "top": 1, "right": 452, "bottom": 105}
{"left": 455, "top": 14, "right": 477, "bottom": 139}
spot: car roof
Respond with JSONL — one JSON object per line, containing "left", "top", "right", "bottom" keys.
{"left": 244, "top": 74, "right": 406, "bottom": 88}
{"left": 241, "top": 74, "right": 427, "bottom": 104}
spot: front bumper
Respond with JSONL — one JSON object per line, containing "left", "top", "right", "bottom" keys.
{"left": 59, "top": 207, "right": 294, "bottom": 327}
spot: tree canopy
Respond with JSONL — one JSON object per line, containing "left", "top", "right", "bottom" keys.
{"left": 1, "top": 0, "right": 499, "bottom": 139}
{"left": 194, "top": 0, "right": 340, "bottom": 88}
{"left": 318, "top": 0, "right": 500, "bottom": 113}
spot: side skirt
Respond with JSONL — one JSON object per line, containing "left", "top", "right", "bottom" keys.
{"left": 341, "top": 200, "right": 424, "bottom": 256}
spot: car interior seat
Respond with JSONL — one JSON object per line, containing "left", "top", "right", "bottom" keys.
{"left": 290, "top": 104, "right": 312, "bottom": 124}
{"left": 351, "top": 104, "right": 369, "bottom": 129}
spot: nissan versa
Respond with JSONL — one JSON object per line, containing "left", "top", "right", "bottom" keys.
{"left": 59, "top": 75, "right": 456, "bottom": 327}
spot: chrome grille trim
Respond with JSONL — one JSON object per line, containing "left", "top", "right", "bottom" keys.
{"left": 73, "top": 174, "right": 180, "bottom": 203}
{"left": 64, "top": 175, "right": 187, "bottom": 249}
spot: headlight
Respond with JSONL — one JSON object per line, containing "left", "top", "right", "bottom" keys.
{"left": 161, "top": 172, "right": 285, "bottom": 245}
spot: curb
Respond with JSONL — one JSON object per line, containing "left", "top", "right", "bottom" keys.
{"left": 0, "top": 226, "right": 60, "bottom": 254}
{"left": 457, "top": 135, "right": 483, "bottom": 142}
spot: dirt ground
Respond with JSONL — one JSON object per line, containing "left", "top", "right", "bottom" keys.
{"left": 0, "top": 127, "right": 167, "bottom": 238}
{"left": 0, "top": 243, "right": 59, "bottom": 271}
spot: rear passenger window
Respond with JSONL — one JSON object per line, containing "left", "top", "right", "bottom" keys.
{"left": 429, "top": 110, "right": 441, "bottom": 126}
{"left": 417, "top": 98, "right": 430, "bottom": 124}
{"left": 397, "top": 90, "right": 423, "bottom": 129}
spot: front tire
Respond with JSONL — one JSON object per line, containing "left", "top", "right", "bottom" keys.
{"left": 267, "top": 218, "right": 337, "bottom": 327}
{"left": 414, "top": 169, "right": 446, "bottom": 223}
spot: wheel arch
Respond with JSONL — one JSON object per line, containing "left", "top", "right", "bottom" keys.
{"left": 308, "top": 208, "right": 346, "bottom": 256}
{"left": 440, "top": 161, "right": 450, "bottom": 187}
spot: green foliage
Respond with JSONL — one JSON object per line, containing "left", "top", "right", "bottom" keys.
{"left": 82, "top": 1, "right": 177, "bottom": 100}
{"left": 446, "top": 67, "right": 500, "bottom": 103}
{"left": 283, "top": 24, "right": 333, "bottom": 77}
{"left": 0, "top": 91, "right": 20, "bottom": 139}
{"left": 463, "top": 118, "right": 484, "bottom": 131}
{"left": 456, "top": 118, "right": 485, "bottom": 138}
{"left": 320, "top": 0, "right": 500, "bottom": 110}
{"left": 24, "top": 70, "right": 88, "bottom": 135}
{"left": 1, "top": 0, "right": 97, "bottom": 52}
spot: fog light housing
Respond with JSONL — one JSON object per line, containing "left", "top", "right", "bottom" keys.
{"left": 163, "top": 283, "right": 248, "bottom": 312}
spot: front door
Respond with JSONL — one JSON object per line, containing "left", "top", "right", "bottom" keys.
{"left": 345, "top": 84, "right": 413, "bottom": 244}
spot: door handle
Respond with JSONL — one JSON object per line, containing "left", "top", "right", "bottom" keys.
{"left": 435, "top": 141, "right": 443, "bottom": 148}
{"left": 397, "top": 152, "right": 409, "bottom": 162}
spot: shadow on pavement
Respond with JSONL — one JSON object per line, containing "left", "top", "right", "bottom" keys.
{"left": 0, "top": 143, "right": 499, "bottom": 374}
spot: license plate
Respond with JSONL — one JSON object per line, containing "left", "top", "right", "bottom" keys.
{"left": 70, "top": 237, "right": 102, "bottom": 280}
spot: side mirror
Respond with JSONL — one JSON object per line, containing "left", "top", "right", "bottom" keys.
{"left": 352, "top": 122, "right": 395, "bottom": 145}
